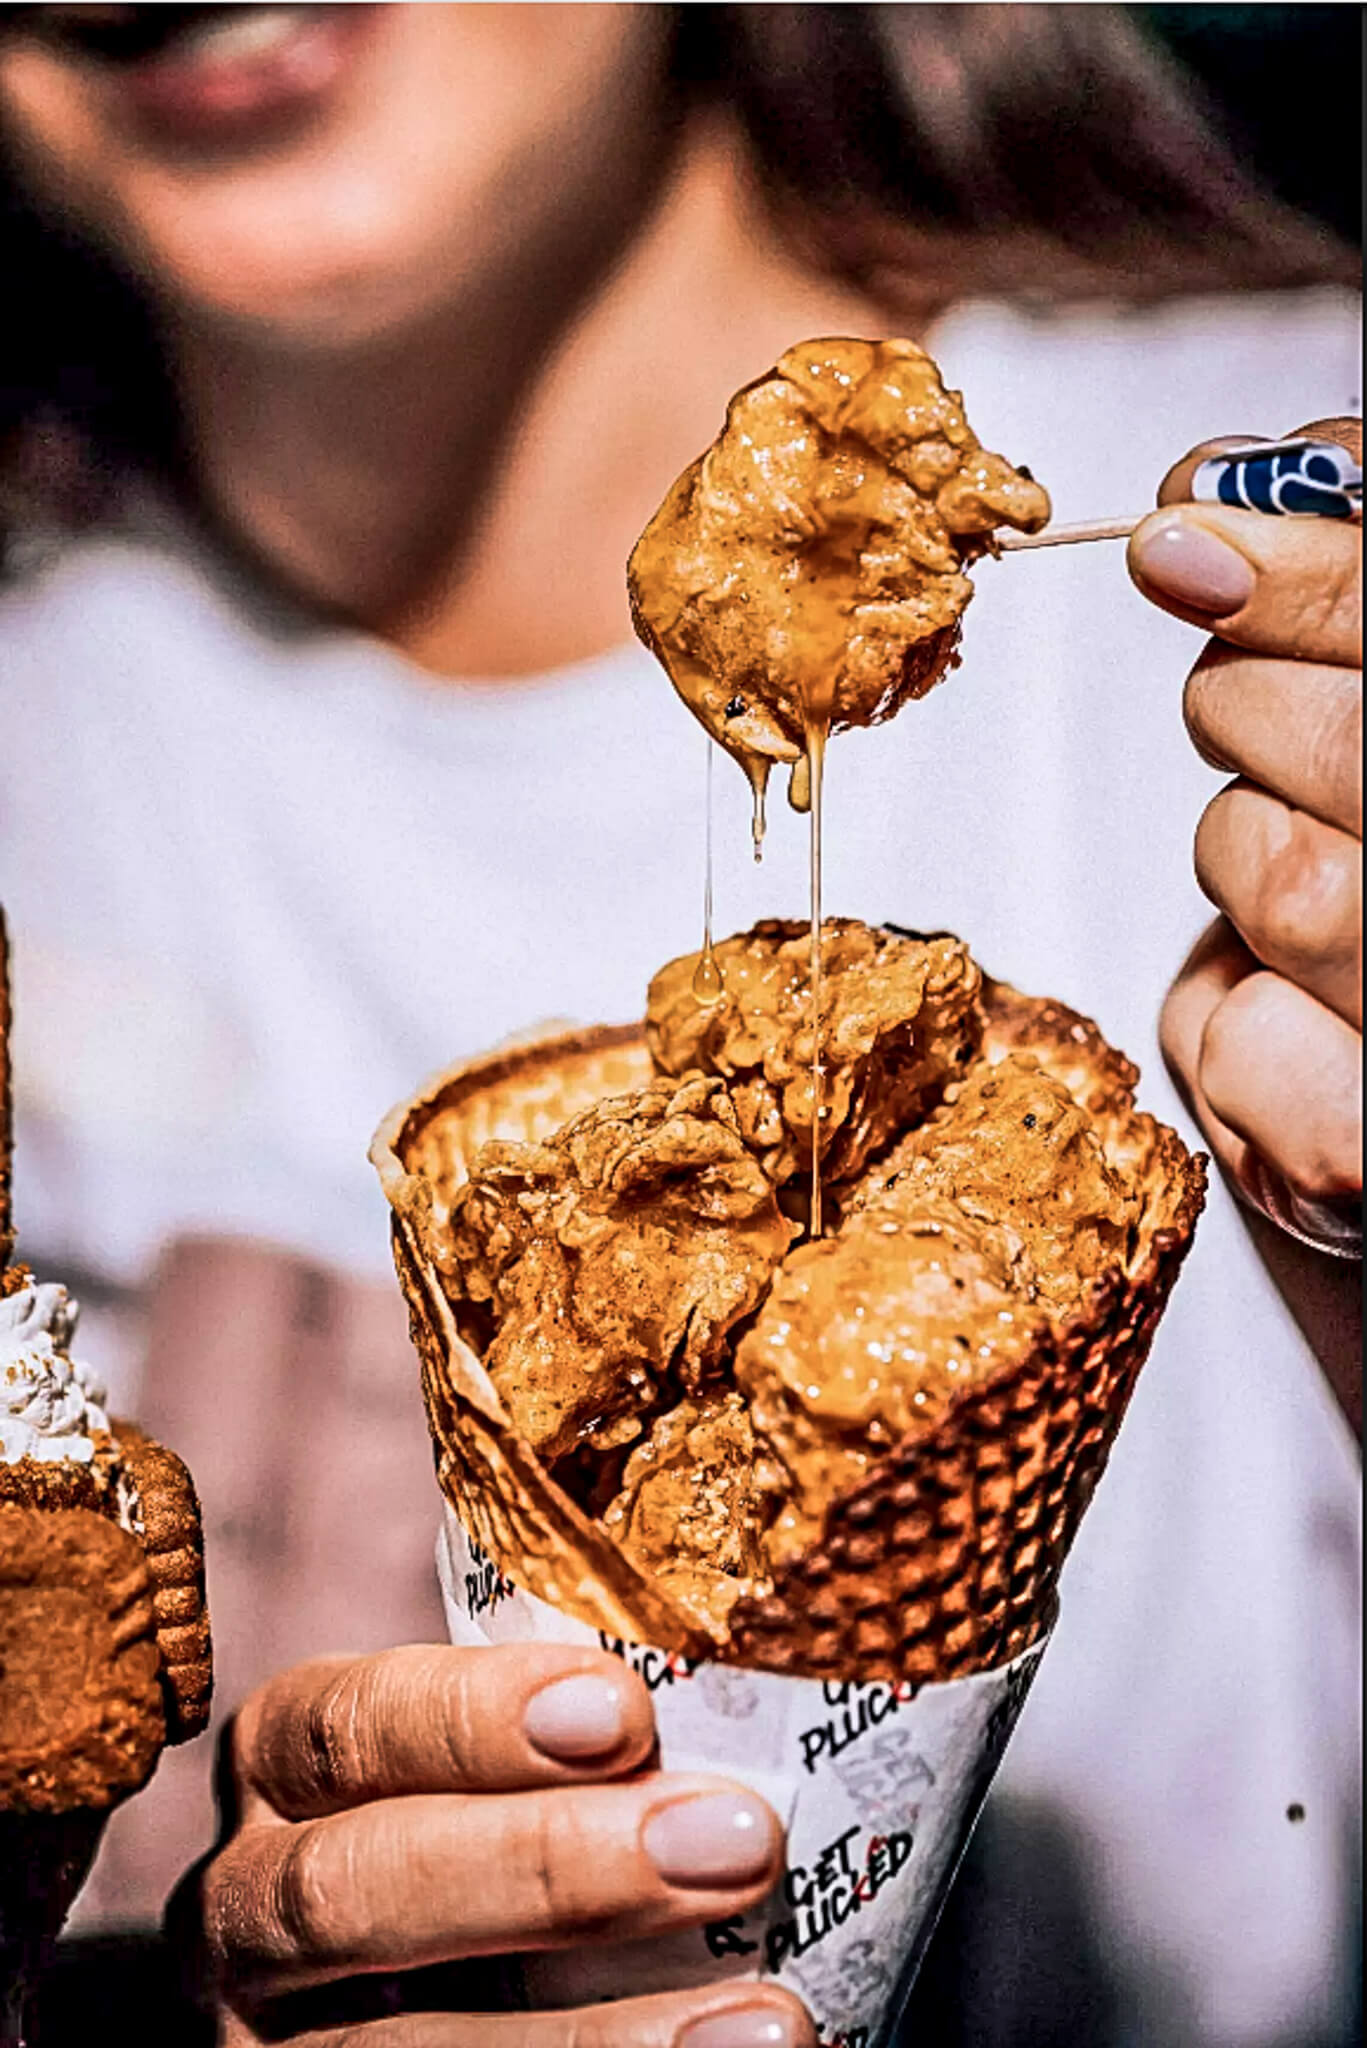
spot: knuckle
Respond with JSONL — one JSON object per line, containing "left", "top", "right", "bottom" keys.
{"left": 195, "top": 1862, "right": 232, "bottom": 1975}
{"left": 520, "top": 1795, "right": 619, "bottom": 1940}
{"left": 1295, "top": 546, "right": 1361, "bottom": 657}
{"left": 1307, "top": 683, "right": 1363, "bottom": 830}
{"left": 1251, "top": 824, "right": 1355, "bottom": 972}
{"left": 298, "top": 1667, "right": 365, "bottom": 1805}
{"left": 227, "top": 1705, "right": 260, "bottom": 1799}
{"left": 1182, "top": 651, "right": 1238, "bottom": 768}
{"left": 1192, "top": 788, "right": 1241, "bottom": 907}
{"left": 1158, "top": 980, "right": 1194, "bottom": 1079}
{"left": 556, "top": 2018, "right": 611, "bottom": 2048}
{"left": 1196, "top": 989, "right": 1247, "bottom": 1104}
{"left": 1286, "top": 1146, "right": 1360, "bottom": 1206}
{"left": 427, "top": 1655, "right": 484, "bottom": 1784}
{"left": 1277, "top": 1088, "right": 1363, "bottom": 1203}
{"left": 273, "top": 1822, "right": 336, "bottom": 1961}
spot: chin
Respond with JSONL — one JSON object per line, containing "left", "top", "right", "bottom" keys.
{"left": 121, "top": 147, "right": 496, "bottom": 348}
{"left": 158, "top": 225, "right": 474, "bottom": 350}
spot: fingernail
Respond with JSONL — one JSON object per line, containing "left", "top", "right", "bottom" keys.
{"left": 523, "top": 1674, "right": 628, "bottom": 1761}
{"left": 678, "top": 2007, "right": 801, "bottom": 2048}
{"left": 643, "top": 1792, "right": 779, "bottom": 1889}
{"left": 1240, "top": 1152, "right": 1363, "bottom": 1259}
{"left": 1132, "top": 517, "right": 1255, "bottom": 614}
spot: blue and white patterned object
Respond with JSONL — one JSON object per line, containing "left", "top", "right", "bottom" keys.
{"left": 1191, "top": 438, "right": 1362, "bottom": 520}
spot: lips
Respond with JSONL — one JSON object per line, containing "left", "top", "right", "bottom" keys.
{"left": 23, "top": 5, "right": 378, "bottom": 144}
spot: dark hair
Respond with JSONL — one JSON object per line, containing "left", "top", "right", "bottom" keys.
{"left": 0, "top": 2, "right": 1359, "bottom": 556}
{"left": 688, "top": 3, "right": 1359, "bottom": 305}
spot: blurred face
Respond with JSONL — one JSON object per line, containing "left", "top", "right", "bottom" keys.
{"left": 0, "top": 3, "right": 668, "bottom": 346}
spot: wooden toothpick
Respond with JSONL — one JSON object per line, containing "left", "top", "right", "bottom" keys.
{"left": 996, "top": 516, "right": 1140, "bottom": 552}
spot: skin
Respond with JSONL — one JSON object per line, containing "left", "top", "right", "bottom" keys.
{"left": 195, "top": 1642, "right": 812, "bottom": 2047}
{"left": 0, "top": 4, "right": 886, "bottom": 666}
{"left": 1, "top": 1, "right": 1358, "bottom": 2018}
{"left": 1129, "top": 420, "right": 1362, "bottom": 1431}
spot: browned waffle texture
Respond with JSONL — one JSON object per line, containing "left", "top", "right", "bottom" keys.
{"left": 726, "top": 1207, "right": 1201, "bottom": 1683}
{"left": 117, "top": 1428, "right": 213, "bottom": 1742}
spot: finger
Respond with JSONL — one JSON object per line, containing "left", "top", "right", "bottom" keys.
{"left": 235, "top": 1646, "right": 657, "bottom": 1820}
{"left": 1156, "top": 419, "right": 1362, "bottom": 508}
{"left": 1194, "top": 781, "right": 1362, "bottom": 1027}
{"left": 1183, "top": 643, "right": 1361, "bottom": 835}
{"left": 222, "top": 1984, "right": 816, "bottom": 2048}
{"left": 1127, "top": 501, "right": 1361, "bottom": 666}
{"left": 1200, "top": 972, "right": 1362, "bottom": 1199}
{"left": 1160, "top": 919, "right": 1260, "bottom": 1192}
{"left": 205, "top": 1776, "right": 785, "bottom": 1999}
{"left": 1194, "top": 973, "right": 1361, "bottom": 1203}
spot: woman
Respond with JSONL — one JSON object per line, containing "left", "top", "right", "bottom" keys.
{"left": 0, "top": 6, "right": 1359, "bottom": 2043}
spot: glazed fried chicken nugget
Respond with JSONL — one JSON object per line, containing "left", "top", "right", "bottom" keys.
{"left": 648, "top": 918, "right": 983, "bottom": 1190}
{"left": 628, "top": 337, "right": 1049, "bottom": 799}
{"left": 444, "top": 1076, "right": 796, "bottom": 1463}
{"left": 737, "top": 1049, "right": 1142, "bottom": 1568}
{"left": 599, "top": 1391, "right": 775, "bottom": 1636}
{"left": 853, "top": 1054, "right": 1140, "bottom": 1312}
{"left": 736, "top": 1195, "right": 1042, "bottom": 1567}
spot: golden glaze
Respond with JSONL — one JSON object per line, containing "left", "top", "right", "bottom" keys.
{"left": 735, "top": 1197, "right": 1038, "bottom": 1566}
{"left": 600, "top": 1391, "right": 774, "bottom": 1636}
{"left": 443, "top": 1074, "right": 796, "bottom": 1462}
{"left": 648, "top": 919, "right": 981, "bottom": 1192}
{"left": 855, "top": 1054, "right": 1140, "bottom": 1311}
{"left": 628, "top": 338, "right": 1049, "bottom": 808}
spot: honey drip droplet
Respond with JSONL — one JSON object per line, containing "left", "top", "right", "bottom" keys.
{"left": 746, "top": 758, "right": 770, "bottom": 864}
{"left": 693, "top": 742, "right": 724, "bottom": 1005}
{"left": 807, "top": 719, "right": 827, "bottom": 1239}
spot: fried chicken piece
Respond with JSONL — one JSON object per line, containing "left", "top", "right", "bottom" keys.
{"left": 648, "top": 918, "right": 982, "bottom": 1191}
{"left": 628, "top": 338, "right": 1049, "bottom": 807}
{"left": 599, "top": 1392, "right": 776, "bottom": 1636}
{"left": 443, "top": 1076, "right": 796, "bottom": 1463}
{"left": 853, "top": 1053, "right": 1139, "bottom": 1311}
{"left": 736, "top": 1196, "right": 1042, "bottom": 1567}
{"left": 737, "top": 1045, "right": 1141, "bottom": 1567}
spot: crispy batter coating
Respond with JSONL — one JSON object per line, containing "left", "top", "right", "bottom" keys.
{"left": 647, "top": 918, "right": 982, "bottom": 1190}
{"left": 734, "top": 1054, "right": 1138, "bottom": 1570}
{"left": 443, "top": 1076, "right": 796, "bottom": 1463}
{"left": 599, "top": 1392, "right": 775, "bottom": 1635}
{"left": 736, "top": 1196, "right": 1042, "bottom": 1567}
{"left": 853, "top": 1053, "right": 1140, "bottom": 1311}
{"left": 628, "top": 338, "right": 1049, "bottom": 803}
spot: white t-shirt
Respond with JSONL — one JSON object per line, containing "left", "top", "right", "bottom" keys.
{"left": 1, "top": 292, "right": 1359, "bottom": 2043}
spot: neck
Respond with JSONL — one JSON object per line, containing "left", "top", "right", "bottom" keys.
{"left": 172, "top": 119, "right": 900, "bottom": 679}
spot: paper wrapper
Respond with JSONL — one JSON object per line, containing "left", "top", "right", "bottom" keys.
{"left": 440, "top": 1503, "right": 1047, "bottom": 2047}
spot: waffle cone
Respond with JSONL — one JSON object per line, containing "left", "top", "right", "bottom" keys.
{"left": 372, "top": 987, "right": 1204, "bottom": 1683}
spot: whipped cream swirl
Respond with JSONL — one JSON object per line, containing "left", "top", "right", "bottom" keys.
{"left": 1, "top": 1282, "right": 112, "bottom": 1465}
